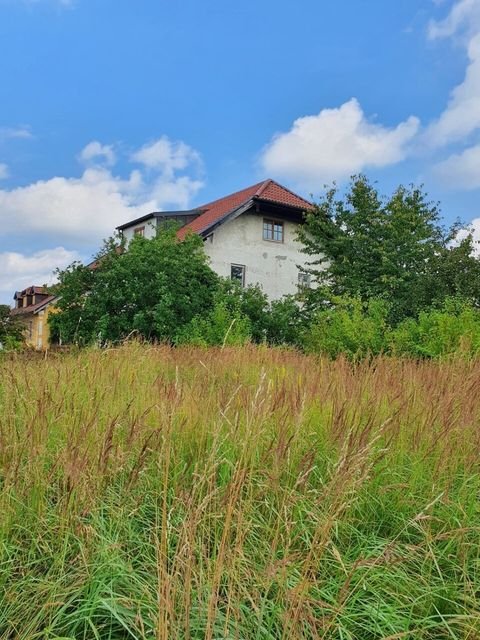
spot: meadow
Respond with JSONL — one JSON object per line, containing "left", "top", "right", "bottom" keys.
{"left": 0, "top": 344, "right": 479, "bottom": 639}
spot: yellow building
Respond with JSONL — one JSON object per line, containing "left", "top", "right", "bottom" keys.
{"left": 11, "top": 286, "right": 57, "bottom": 350}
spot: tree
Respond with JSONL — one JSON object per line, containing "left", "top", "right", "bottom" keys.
{"left": 0, "top": 305, "right": 23, "bottom": 349}
{"left": 297, "top": 175, "right": 472, "bottom": 323}
{"left": 50, "top": 227, "right": 219, "bottom": 345}
{"left": 417, "top": 234, "right": 480, "bottom": 309}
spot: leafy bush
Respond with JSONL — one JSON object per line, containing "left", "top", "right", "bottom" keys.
{"left": 391, "top": 298, "right": 480, "bottom": 358}
{"left": 175, "top": 301, "right": 251, "bottom": 347}
{"left": 303, "top": 297, "right": 391, "bottom": 359}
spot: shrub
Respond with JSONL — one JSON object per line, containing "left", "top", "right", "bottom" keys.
{"left": 391, "top": 298, "right": 480, "bottom": 358}
{"left": 303, "top": 296, "right": 391, "bottom": 359}
{"left": 175, "top": 302, "right": 251, "bottom": 347}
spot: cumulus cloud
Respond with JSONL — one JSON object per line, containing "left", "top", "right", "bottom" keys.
{"left": 0, "top": 136, "right": 204, "bottom": 245}
{"left": 425, "top": 33, "right": 480, "bottom": 146}
{"left": 0, "top": 163, "right": 9, "bottom": 179}
{"left": 132, "top": 136, "right": 203, "bottom": 176}
{"left": 433, "top": 143, "right": 480, "bottom": 189}
{"left": 260, "top": 98, "right": 419, "bottom": 189}
{"left": 428, "top": 0, "right": 480, "bottom": 40}
{"left": 79, "top": 141, "right": 116, "bottom": 167}
{"left": 0, "top": 247, "right": 80, "bottom": 299}
{"left": 425, "top": 0, "right": 480, "bottom": 147}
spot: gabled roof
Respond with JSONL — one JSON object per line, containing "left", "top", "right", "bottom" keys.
{"left": 178, "top": 179, "right": 312, "bottom": 238}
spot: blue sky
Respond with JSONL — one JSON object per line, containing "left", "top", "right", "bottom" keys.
{"left": 1, "top": 0, "right": 480, "bottom": 302}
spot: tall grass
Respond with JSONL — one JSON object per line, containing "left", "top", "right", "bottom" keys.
{"left": 0, "top": 344, "right": 479, "bottom": 639}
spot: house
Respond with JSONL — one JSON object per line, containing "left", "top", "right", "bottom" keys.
{"left": 10, "top": 286, "right": 56, "bottom": 350}
{"left": 117, "top": 179, "right": 314, "bottom": 299}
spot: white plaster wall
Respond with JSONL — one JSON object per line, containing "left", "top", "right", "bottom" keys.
{"left": 203, "top": 212, "right": 310, "bottom": 299}
{"left": 121, "top": 219, "right": 157, "bottom": 243}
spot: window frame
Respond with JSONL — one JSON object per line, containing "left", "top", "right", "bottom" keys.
{"left": 298, "top": 271, "right": 311, "bottom": 290}
{"left": 134, "top": 226, "right": 145, "bottom": 237}
{"left": 230, "top": 263, "right": 246, "bottom": 287}
{"left": 263, "top": 218, "right": 284, "bottom": 243}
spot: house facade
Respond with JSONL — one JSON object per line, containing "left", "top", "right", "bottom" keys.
{"left": 10, "top": 286, "right": 56, "bottom": 350}
{"left": 117, "top": 179, "right": 313, "bottom": 299}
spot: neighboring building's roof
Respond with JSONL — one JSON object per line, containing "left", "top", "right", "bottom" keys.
{"left": 14, "top": 285, "right": 48, "bottom": 299}
{"left": 178, "top": 178, "right": 313, "bottom": 238}
{"left": 11, "top": 294, "right": 56, "bottom": 316}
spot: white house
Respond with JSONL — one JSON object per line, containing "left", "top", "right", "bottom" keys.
{"left": 116, "top": 179, "right": 313, "bottom": 299}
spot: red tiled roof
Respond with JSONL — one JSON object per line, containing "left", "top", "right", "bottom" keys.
{"left": 178, "top": 179, "right": 312, "bottom": 238}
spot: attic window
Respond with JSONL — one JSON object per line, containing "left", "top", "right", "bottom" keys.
{"left": 134, "top": 226, "right": 145, "bottom": 237}
{"left": 263, "top": 219, "right": 284, "bottom": 243}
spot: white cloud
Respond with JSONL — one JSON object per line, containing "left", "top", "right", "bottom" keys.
{"left": 425, "top": 33, "right": 480, "bottom": 146}
{"left": 425, "top": 0, "right": 480, "bottom": 147}
{"left": 79, "top": 141, "right": 116, "bottom": 167}
{"left": 0, "top": 126, "right": 32, "bottom": 141}
{"left": 132, "top": 136, "right": 202, "bottom": 175}
{"left": 0, "top": 163, "right": 9, "bottom": 179}
{"left": 260, "top": 98, "right": 419, "bottom": 189}
{"left": 0, "top": 136, "right": 204, "bottom": 245}
{"left": 433, "top": 143, "right": 480, "bottom": 189}
{"left": 428, "top": 0, "right": 480, "bottom": 40}
{"left": 0, "top": 247, "right": 80, "bottom": 299}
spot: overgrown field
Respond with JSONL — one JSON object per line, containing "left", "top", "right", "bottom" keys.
{"left": 1, "top": 345, "right": 480, "bottom": 639}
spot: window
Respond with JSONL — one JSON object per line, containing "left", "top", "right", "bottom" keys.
{"left": 298, "top": 271, "right": 311, "bottom": 290}
{"left": 134, "top": 226, "right": 145, "bottom": 237}
{"left": 263, "top": 219, "right": 284, "bottom": 242}
{"left": 231, "top": 264, "right": 246, "bottom": 286}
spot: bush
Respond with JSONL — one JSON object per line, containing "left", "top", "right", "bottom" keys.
{"left": 175, "top": 301, "right": 251, "bottom": 347}
{"left": 303, "top": 297, "right": 391, "bottom": 359}
{"left": 391, "top": 298, "right": 480, "bottom": 358}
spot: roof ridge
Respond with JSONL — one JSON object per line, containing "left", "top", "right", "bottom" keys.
{"left": 199, "top": 179, "right": 266, "bottom": 209}
{"left": 259, "top": 178, "right": 313, "bottom": 207}
{"left": 254, "top": 178, "right": 274, "bottom": 198}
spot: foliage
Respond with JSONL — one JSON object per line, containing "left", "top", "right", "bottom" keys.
{"left": 415, "top": 234, "right": 480, "bottom": 310}
{"left": 176, "top": 301, "right": 251, "bottom": 346}
{"left": 303, "top": 296, "right": 391, "bottom": 359}
{"left": 391, "top": 298, "right": 480, "bottom": 358}
{"left": 267, "top": 294, "right": 306, "bottom": 345}
{"left": 0, "top": 304, "right": 23, "bottom": 350}
{"left": 214, "top": 280, "right": 269, "bottom": 343}
{"left": 1, "top": 344, "right": 480, "bottom": 638}
{"left": 298, "top": 176, "right": 478, "bottom": 323}
{"left": 50, "top": 227, "right": 219, "bottom": 345}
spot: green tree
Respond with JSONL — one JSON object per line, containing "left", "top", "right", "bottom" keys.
{"left": 298, "top": 176, "right": 470, "bottom": 323}
{"left": 417, "top": 234, "right": 480, "bottom": 309}
{"left": 50, "top": 227, "right": 219, "bottom": 345}
{"left": 0, "top": 305, "right": 23, "bottom": 349}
